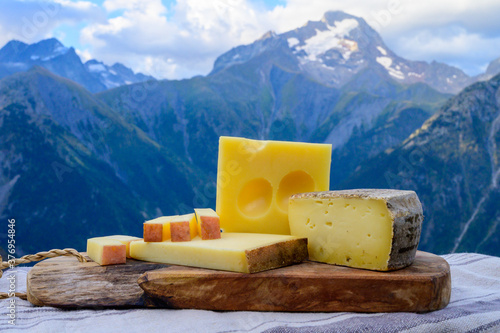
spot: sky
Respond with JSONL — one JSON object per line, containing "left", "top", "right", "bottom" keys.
{"left": 1, "top": 0, "right": 500, "bottom": 80}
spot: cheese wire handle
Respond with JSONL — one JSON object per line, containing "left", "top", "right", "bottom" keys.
{"left": 0, "top": 248, "right": 87, "bottom": 300}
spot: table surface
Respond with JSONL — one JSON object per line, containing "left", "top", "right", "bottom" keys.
{"left": 1, "top": 253, "right": 499, "bottom": 333}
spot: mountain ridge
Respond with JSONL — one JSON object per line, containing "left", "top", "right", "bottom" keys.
{"left": 0, "top": 38, "right": 155, "bottom": 93}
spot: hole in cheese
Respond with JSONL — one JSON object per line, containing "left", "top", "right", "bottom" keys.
{"left": 237, "top": 178, "right": 273, "bottom": 217}
{"left": 277, "top": 171, "right": 315, "bottom": 212}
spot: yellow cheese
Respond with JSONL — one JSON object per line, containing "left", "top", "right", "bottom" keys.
{"left": 87, "top": 237, "right": 126, "bottom": 266}
{"left": 288, "top": 189, "right": 423, "bottom": 271}
{"left": 216, "top": 136, "right": 332, "bottom": 234}
{"left": 105, "top": 235, "right": 142, "bottom": 258}
{"left": 129, "top": 233, "right": 308, "bottom": 273}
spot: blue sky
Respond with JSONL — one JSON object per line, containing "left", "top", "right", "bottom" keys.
{"left": 1, "top": 0, "right": 500, "bottom": 79}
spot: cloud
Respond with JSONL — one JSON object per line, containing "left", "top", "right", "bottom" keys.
{"left": 0, "top": 0, "right": 105, "bottom": 47}
{"left": 80, "top": 0, "right": 272, "bottom": 78}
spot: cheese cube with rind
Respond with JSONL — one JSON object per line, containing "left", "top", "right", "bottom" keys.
{"left": 144, "top": 215, "right": 177, "bottom": 242}
{"left": 87, "top": 237, "right": 126, "bottom": 266}
{"left": 170, "top": 213, "right": 197, "bottom": 242}
{"left": 194, "top": 208, "right": 221, "bottom": 240}
{"left": 129, "top": 233, "right": 308, "bottom": 273}
{"left": 216, "top": 136, "right": 331, "bottom": 235}
{"left": 288, "top": 189, "right": 423, "bottom": 271}
{"left": 105, "top": 235, "right": 142, "bottom": 258}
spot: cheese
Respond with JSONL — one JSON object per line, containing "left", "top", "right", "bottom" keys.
{"left": 87, "top": 237, "right": 126, "bottom": 266}
{"left": 130, "top": 233, "right": 308, "bottom": 273}
{"left": 194, "top": 208, "right": 221, "bottom": 240}
{"left": 216, "top": 136, "right": 332, "bottom": 234}
{"left": 144, "top": 215, "right": 177, "bottom": 242}
{"left": 104, "top": 235, "right": 142, "bottom": 258}
{"left": 170, "top": 213, "right": 197, "bottom": 242}
{"left": 288, "top": 189, "right": 423, "bottom": 271}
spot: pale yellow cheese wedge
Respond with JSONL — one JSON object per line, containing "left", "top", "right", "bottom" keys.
{"left": 216, "top": 136, "right": 331, "bottom": 234}
{"left": 129, "top": 232, "right": 308, "bottom": 273}
{"left": 87, "top": 237, "right": 126, "bottom": 266}
{"left": 105, "top": 235, "right": 142, "bottom": 258}
{"left": 288, "top": 189, "right": 423, "bottom": 271}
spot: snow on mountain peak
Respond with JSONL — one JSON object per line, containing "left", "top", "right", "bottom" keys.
{"left": 294, "top": 18, "right": 359, "bottom": 62}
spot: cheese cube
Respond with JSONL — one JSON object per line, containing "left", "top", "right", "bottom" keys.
{"left": 105, "top": 235, "right": 142, "bottom": 258}
{"left": 288, "top": 189, "right": 423, "bottom": 271}
{"left": 144, "top": 215, "right": 177, "bottom": 242}
{"left": 194, "top": 208, "right": 221, "bottom": 240}
{"left": 170, "top": 213, "right": 197, "bottom": 242}
{"left": 130, "top": 233, "right": 308, "bottom": 273}
{"left": 87, "top": 237, "right": 126, "bottom": 266}
{"left": 216, "top": 136, "right": 331, "bottom": 234}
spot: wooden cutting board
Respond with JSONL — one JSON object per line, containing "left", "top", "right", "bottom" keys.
{"left": 27, "top": 251, "right": 450, "bottom": 312}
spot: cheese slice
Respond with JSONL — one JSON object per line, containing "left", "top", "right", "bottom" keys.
{"left": 129, "top": 233, "right": 308, "bottom": 273}
{"left": 194, "top": 208, "right": 221, "bottom": 240}
{"left": 288, "top": 189, "right": 423, "bottom": 271}
{"left": 87, "top": 237, "right": 126, "bottom": 266}
{"left": 170, "top": 213, "right": 197, "bottom": 242}
{"left": 216, "top": 136, "right": 331, "bottom": 234}
{"left": 144, "top": 215, "right": 177, "bottom": 242}
{"left": 104, "top": 235, "right": 142, "bottom": 258}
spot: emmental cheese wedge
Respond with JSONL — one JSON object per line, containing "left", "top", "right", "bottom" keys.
{"left": 216, "top": 136, "right": 332, "bottom": 235}
{"left": 130, "top": 233, "right": 308, "bottom": 273}
{"left": 105, "top": 235, "right": 142, "bottom": 258}
{"left": 288, "top": 189, "right": 423, "bottom": 271}
{"left": 170, "top": 214, "right": 197, "bottom": 242}
{"left": 194, "top": 208, "right": 221, "bottom": 240}
{"left": 87, "top": 237, "right": 126, "bottom": 266}
{"left": 144, "top": 215, "right": 177, "bottom": 242}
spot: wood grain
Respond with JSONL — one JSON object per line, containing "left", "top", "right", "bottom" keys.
{"left": 138, "top": 251, "right": 451, "bottom": 312}
{"left": 27, "top": 251, "right": 450, "bottom": 312}
{"left": 27, "top": 254, "right": 168, "bottom": 308}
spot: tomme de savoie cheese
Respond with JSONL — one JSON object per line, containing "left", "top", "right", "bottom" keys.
{"left": 130, "top": 233, "right": 308, "bottom": 273}
{"left": 288, "top": 189, "right": 423, "bottom": 271}
{"left": 216, "top": 136, "right": 331, "bottom": 234}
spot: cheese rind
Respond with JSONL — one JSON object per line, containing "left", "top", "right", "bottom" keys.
{"left": 194, "top": 208, "right": 221, "bottom": 240}
{"left": 216, "top": 136, "right": 332, "bottom": 234}
{"left": 288, "top": 189, "right": 423, "bottom": 271}
{"left": 104, "top": 235, "right": 142, "bottom": 258}
{"left": 129, "top": 233, "right": 308, "bottom": 273}
{"left": 87, "top": 237, "right": 126, "bottom": 265}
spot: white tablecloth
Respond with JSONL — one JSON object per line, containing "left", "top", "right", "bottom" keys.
{"left": 1, "top": 253, "right": 499, "bottom": 332}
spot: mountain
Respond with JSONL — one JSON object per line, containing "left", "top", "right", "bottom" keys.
{"left": 0, "top": 38, "right": 155, "bottom": 93}
{"left": 212, "top": 11, "right": 471, "bottom": 94}
{"left": 475, "top": 56, "right": 500, "bottom": 82}
{"left": 342, "top": 74, "right": 500, "bottom": 256}
{"left": 0, "top": 67, "right": 199, "bottom": 254}
{"left": 99, "top": 11, "right": 450, "bottom": 190}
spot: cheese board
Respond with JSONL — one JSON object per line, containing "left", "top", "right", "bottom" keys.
{"left": 26, "top": 251, "right": 450, "bottom": 312}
